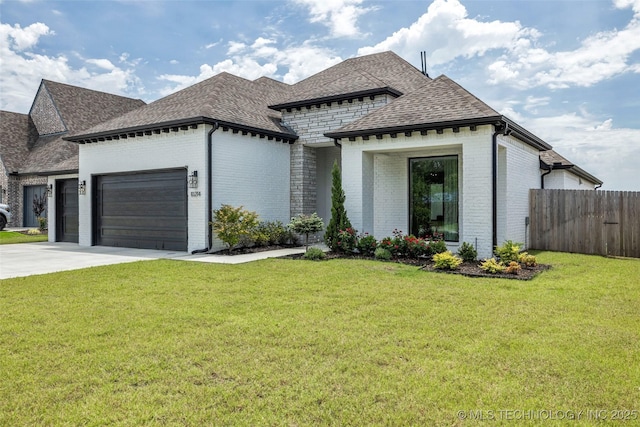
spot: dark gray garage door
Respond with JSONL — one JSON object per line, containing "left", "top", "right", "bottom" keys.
{"left": 56, "top": 179, "right": 79, "bottom": 243}
{"left": 94, "top": 169, "right": 187, "bottom": 251}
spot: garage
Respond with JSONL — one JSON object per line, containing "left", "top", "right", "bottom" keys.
{"left": 94, "top": 169, "right": 187, "bottom": 251}
{"left": 56, "top": 178, "right": 79, "bottom": 243}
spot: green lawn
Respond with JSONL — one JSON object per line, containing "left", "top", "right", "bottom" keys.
{"left": 1, "top": 252, "right": 638, "bottom": 425}
{"left": 0, "top": 230, "right": 48, "bottom": 244}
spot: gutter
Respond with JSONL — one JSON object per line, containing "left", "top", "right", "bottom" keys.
{"left": 192, "top": 122, "right": 219, "bottom": 254}
{"left": 492, "top": 122, "right": 511, "bottom": 250}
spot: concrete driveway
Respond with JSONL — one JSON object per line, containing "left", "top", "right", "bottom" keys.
{"left": 0, "top": 242, "right": 189, "bottom": 279}
{"left": 0, "top": 242, "right": 308, "bottom": 279}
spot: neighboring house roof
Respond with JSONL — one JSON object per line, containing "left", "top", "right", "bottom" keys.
{"left": 0, "top": 80, "right": 145, "bottom": 176}
{"left": 325, "top": 75, "right": 551, "bottom": 151}
{"left": 0, "top": 111, "right": 38, "bottom": 174}
{"left": 270, "top": 51, "right": 430, "bottom": 110}
{"left": 540, "top": 150, "right": 603, "bottom": 185}
{"left": 66, "top": 72, "right": 298, "bottom": 144}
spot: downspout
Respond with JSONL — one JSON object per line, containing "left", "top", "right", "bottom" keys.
{"left": 192, "top": 122, "right": 219, "bottom": 254}
{"left": 492, "top": 122, "right": 510, "bottom": 250}
{"left": 540, "top": 164, "right": 553, "bottom": 189}
{"left": 595, "top": 183, "right": 603, "bottom": 190}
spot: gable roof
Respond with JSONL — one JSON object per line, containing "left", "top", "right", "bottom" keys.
{"left": 324, "top": 75, "right": 551, "bottom": 151}
{"left": 66, "top": 72, "right": 297, "bottom": 143}
{"left": 270, "top": 51, "right": 430, "bottom": 110}
{"left": 540, "top": 149, "right": 603, "bottom": 185}
{"left": 38, "top": 80, "right": 145, "bottom": 133}
{"left": 1, "top": 80, "right": 146, "bottom": 175}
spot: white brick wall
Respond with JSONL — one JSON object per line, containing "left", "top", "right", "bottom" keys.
{"left": 341, "top": 126, "right": 492, "bottom": 256}
{"left": 499, "top": 134, "right": 541, "bottom": 250}
{"left": 79, "top": 127, "right": 208, "bottom": 252}
{"left": 79, "top": 125, "right": 290, "bottom": 253}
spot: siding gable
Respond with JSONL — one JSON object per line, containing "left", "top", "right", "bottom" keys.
{"left": 29, "top": 82, "right": 66, "bottom": 136}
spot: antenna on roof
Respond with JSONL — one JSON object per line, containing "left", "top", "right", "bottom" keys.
{"left": 420, "top": 51, "right": 430, "bottom": 78}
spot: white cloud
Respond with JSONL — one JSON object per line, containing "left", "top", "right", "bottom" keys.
{"left": 506, "top": 111, "right": 640, "bottom": 190}
{"left": 292, "top": 0, "right": 375, "bottom": 38}
{"left": 0, "top": 22, "right": 53, "bottom": 50}
{"left": 358, "top": 0, "right": 640, "bottom": 91}
{"left": 358, "top": 0, "right": 536, "bottom": 66}
{"left": 158, "top": 39, "right": 342, "bottom": 95}
{"left": 0, "top": 22, "right": 144, "bottom": 112}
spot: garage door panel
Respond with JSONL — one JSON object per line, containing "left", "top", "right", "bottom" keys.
{"left": 95, "top": 170, "right": 187, "bottom": 251}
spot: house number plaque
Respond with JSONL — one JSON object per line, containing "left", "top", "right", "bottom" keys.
{"left": 190, "top": 191, "right": 201, "bottom": 197}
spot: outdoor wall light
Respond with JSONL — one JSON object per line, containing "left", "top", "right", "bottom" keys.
{"left": 78, "top": 180, "right": 86, "bottom": 195}
{"left": 188, "top": 170, "right": 198, "bottom": 188}
{"left": 47, "top": 184, "right": 53, "bottom": 197}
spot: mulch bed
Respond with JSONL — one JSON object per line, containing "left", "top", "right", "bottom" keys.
{"left": 282, "top": 251, "right": 550, "bottom": 280}
{"left": 212, "top": 246, "right": 550, "bottom": 280}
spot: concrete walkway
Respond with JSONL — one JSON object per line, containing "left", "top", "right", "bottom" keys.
{"left": 0, "top": 241, "right": 306, "bottom": 279}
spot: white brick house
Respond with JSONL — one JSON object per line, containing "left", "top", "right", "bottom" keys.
{"left": 63, "top": 51, "right": 602, "bottom": 257}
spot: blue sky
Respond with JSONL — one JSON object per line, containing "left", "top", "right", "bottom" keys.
{"left": 1, "top": 0, "right": 639, "bottom": 190}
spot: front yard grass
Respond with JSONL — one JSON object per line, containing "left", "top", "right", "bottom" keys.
{"left": 1, "top": 252, "right": 638, "bottom": 425}
{"left": 0, "top": 230, "right": 48, "bottom": 244}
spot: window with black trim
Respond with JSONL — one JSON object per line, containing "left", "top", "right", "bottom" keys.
{"left": 409, "top": 155, "right": 459, "bottom": 241}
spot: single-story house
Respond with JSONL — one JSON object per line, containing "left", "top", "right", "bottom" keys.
{"left": 0, "top": 80, "right": 144, "bottom": 235}
{"left": 55, "top": 51, "right": 600, "bottom": 258}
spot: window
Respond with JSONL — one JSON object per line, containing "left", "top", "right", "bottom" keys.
{"left": 409, "top": 155, "right": 459, "bottom": 241}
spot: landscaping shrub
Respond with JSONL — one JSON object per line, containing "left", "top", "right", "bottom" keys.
{"left": 325, "top": 161, "right": 352, "bottom": 251}
{"left": 303, "top": 247, "right": 326, "bottom": 261}
{"left": 374, "top": 247, "right": 392, "bottom": 261}
{"left": 457, "top": 242, "right": 477, "bottom": 262}
{"left": 356, "top": 233, "right": 377, "bottom": 256}
{"left": 336, "top": 228, "right": 358, "bottom": 254}
{"left": 253, "top": 220, "right": 289, "bottom": 246}
{"left": 404, "top": 235, "right": 430, "bottom": 259}
{"left": 378, "top": 237, "right": 399, "bottom": 257}
{"left": 495, "top": 240, "right": 522, "bottom": 263}
{"left": 519, "top": 252, "right": 538, "bottom": 267}
{"left": 211, "top": 204, "right": 259, "bottom": 251}
{"left": 505, "top": 261, "right": 521, "bottom": 274}
{"left": 27, "top": 228, "right": 41, "bottom": 235}
{"left": 433, "top": 251, "right": 462, "bottom": 270}
{"left": 288, "top": 213, "right": 324, "bottom": 249}
{"left": 479, "top": 258, "right": 506, "bottom": 274}
{"left": 429, "top": 239, "right": 448, "bottom": 255}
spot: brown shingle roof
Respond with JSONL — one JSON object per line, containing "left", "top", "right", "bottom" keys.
{"left": 271, "top": 51, "right": 430, "bottom": 109}
{"left": 68, "top": 72, "right": 296, "bottom": 141}
{"left": 40, "top": 80, "right": 145, "bottom": 132}
{"left": 0, "top": 111, "right": 38, "bottom": 173}
{"left": 1, "top": 80, "right": 146, "bottom": 175}
{"left": 326, "top": 75, "right": 501, "bottom": 136}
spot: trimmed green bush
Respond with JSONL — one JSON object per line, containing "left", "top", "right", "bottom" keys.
{"left": 518, "top": 252, "right": 538, "bottom": 267}
{"left": 289, "top": 213, "right": 324, "bottom": 249}
{"left": 357, "top": 233, "right": 377, "bottom": 256}
{"left": 433, "top": 251, "right": 462, "bottom": 270}
{"left": 457, "top": 242, "right": 477, "bottom": 262}
{"left": 479, "top": 258, "right": 506, "bottom": 274}
{"left": 374, "top": 247, "right": 392, "bottom": 261}
{"left": 303, "top": 247, "right": 326, "bottom": 261}
{"left": 211, "top": 204, "right": 259, "bottom": 251}
{"left": 429, "top": 239, "right": 448, "bottom": 255}
{"left": 495, "top": 240, "right": 522, "bottom": 263}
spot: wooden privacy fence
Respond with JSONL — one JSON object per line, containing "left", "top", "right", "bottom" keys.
{"left": 529, "top": 189, "right": 640, "bottom": 258}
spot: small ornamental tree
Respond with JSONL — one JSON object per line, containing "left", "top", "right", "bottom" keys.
{"left": 325, "top": 160, "right": 352, "bottom": 251}
{"left": 211, "top": 204, "right": 259, "bottom": 252}
{"left": 289, "top": 213, "right": 324, "bottom": 250}
{"left": 33, "top": 192, "right": 47, "bottom": 231}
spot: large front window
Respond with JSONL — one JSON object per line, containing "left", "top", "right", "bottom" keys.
{"left": 409, "top": 155, "right": 459, "bottom": 241}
